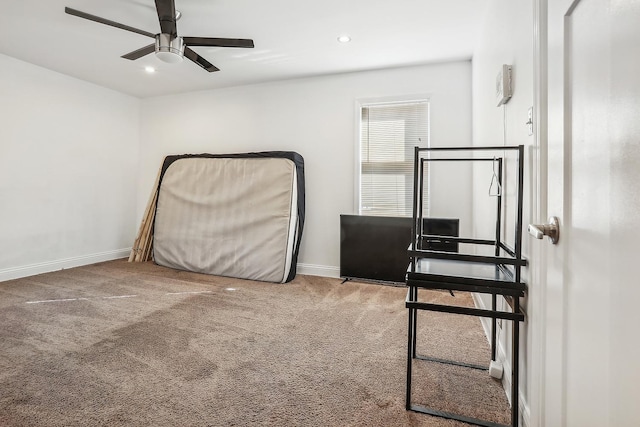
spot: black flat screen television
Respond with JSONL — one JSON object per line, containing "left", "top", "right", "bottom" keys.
{"left": 340, "top": 215, "right": 459, "bottom": 284}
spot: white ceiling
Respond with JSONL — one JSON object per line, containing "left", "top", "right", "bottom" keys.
{"left": 0, "top": 0, "right": 488, "bottom": 98}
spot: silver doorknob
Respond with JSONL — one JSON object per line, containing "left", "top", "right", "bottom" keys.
{"left": 528, "top": 216, "right": 560, "bottom": 244}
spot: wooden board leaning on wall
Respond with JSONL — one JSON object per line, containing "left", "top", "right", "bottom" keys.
{"left": 129, "top": 167, "right": 161, "bottom": 262}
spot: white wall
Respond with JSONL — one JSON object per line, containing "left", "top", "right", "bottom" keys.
{"left": 138, "top": 61, "right": 472, "bottom": 275}
{"left": 471, "top": 0, "right": 535, "bottom": 425}
{"left": 0, "top": 54, "right": 140, "bottom": 281}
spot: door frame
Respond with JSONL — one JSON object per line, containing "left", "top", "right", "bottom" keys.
{"left": 530, "top": 0, "right": 589, "bottom": 426}
{"left": 529, "top": 0, "right": 550, "bottom": 424}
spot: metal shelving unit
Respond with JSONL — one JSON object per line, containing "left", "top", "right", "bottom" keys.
{"left": 405, "top": 145, "right": 527, "bottom": 427}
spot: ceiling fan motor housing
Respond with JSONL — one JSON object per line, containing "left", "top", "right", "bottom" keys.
{"left": 155, "top": 33, "right": 185, "bottom": 63}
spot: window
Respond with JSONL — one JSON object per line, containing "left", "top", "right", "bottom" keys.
{"left": 359, "top": 100, "right": 429, "bottom": 217}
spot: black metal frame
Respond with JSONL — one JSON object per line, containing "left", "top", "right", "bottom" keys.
{"left": 405, "top": 145, "right": 527, "bottom": 427}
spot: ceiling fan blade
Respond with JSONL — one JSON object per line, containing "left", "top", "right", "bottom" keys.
{"left": 155, "top": 0, "right": 177, "bottom": 36}
{"left": 65, "top": 7, "right": 155, "bottom": 38}
{"left": 183, "top": 37, "right": 255, "bottom": 49}
{"left": 121, "top": 44, "right": 156, "bottom": 60}
{"left": 184, "top": 47, "right": 220, "bottom": 72}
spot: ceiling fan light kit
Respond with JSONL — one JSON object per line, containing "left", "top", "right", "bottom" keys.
{"left": 155, "top": 34, "right": 185, "bottom": 63}
{"left": 65, "top": 0, "right": 254, "bottom": 72}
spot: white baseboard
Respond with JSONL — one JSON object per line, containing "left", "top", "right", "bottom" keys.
{"left": 471, "top": 293, "right": 530, "bottom": 427}
{"left": 0, "top": 248, "right": 131, "bottom": 282}
{"left": 296, "top": 263, "right": 340, "bottom": 278}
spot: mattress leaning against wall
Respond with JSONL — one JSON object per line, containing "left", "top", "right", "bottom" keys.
{"left": 152, "top": 152, "right": 305, "bottom": 283}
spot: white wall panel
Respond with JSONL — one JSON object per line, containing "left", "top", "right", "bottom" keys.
{"left": 138, "top": 61, "right": 473, "bottom": 270}
{"left": 0, "top": 54, "right": 140, "bottom": 279}
{"left": 471, "top": 0, "right": 535, "bottom": 423}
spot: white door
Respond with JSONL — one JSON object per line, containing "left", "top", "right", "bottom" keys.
{"left": 536, "top": 0, "right": 640, "bottom": 426}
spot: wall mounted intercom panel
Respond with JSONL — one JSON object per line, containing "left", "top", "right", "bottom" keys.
{"left": 496, "top": 64, "right": 513, "bottom": 106}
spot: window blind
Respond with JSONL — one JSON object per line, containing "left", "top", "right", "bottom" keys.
{"left": 360, "top": 101, "right": 429, "bottom": 217}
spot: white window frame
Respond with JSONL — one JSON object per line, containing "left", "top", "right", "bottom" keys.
{"left": 354, "top": 95, "right": 431, "bottom": 216}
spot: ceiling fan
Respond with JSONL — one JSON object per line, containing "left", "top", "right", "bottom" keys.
{"left": 65, "top": 0, "right": 254, "bottom": 72}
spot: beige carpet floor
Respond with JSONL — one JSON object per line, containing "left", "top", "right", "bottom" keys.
{"left": 0, "top": 260, "right": 510, "bottom": 426}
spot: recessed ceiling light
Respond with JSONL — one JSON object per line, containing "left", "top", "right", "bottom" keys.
{"left": 337, "top": 35, "right": 351, "bottom": 43}
{"left": 144, "top": 66, "right": 156, "bottom": 73}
